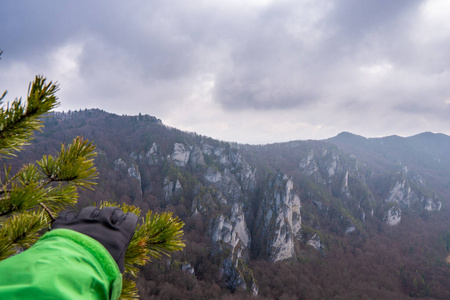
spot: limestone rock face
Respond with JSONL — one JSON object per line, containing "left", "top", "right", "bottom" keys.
{"left": 345, "top": 224, "right": 356, "bottom": 234}
{"left": 203, "top": 167, "right": 246, "bottom": 205}
{"left": 202, "top": 147, "right": 257, "bottom": 196}
{"left": 113, "top": 158, "right": 127, "bottom": 170}
{"left": 181, "top": 263, "right": 195, "bottom": 275}
{"left": 299, "top": 149, "right": 348, "bottom": 186}
{"left": 211, "top": 203, "right": 251, "bottom": 250}
{"left": 163, "top": 177, "right": 183, "bottom": 201}
{"left": 194, "top": 145, "right": 259, "bottom": 294}
{"left": 384, "top": 172, "right": 441, "bottom": 226}
{"left": 254, "top": 173, "right": 301, "bottom": 262}
{"left": 210, "top": 203, "right": 256, "bottom": 294}
{"left": 229, "top": 151, "right": 256, "bottom": 192}
{"left": 299, "top": 150, "right": 320, "bottom": 176}
{"left": 386, "top": 180, "right": 417, "bottom": 208}
{"left": 113, "top": 158, "right": 141, "bottom": 184}
{"left": 146, "top": 142, "right": 163, "bottom": 165}
{"left": 306, "top": 234, "right": 326, "bottom": 256}
{"left": 299, "top": 148, "right": 362, "bottom": 197}
{"left": 172, "top": 143, "right": 190, "bottom": 167}
{"left": 204, "top": 167, "right": 222, "bottom": 183}
{"left": 127, "top": 163, "right": 141, "bottom": 182}
{"left": 386, "top": 206, "right": 402, "bottom": 226}
{"left": 299, "top": 147, "right": 375, "bottom": 227}
{"left": 189, "top": 146, "right": 206, "bottom": 167}
{"left": 424, "top": 198, "right": 442, "bottom": 211}
{"left": 191, "top": 192, "right": 218, "bottom": 215}
{"left": 37, "top": 111, "right": 450, "bottom": 297}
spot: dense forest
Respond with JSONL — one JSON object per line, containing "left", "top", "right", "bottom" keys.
{"left": 13, "top": 109, "right": 450, "bottom": 299}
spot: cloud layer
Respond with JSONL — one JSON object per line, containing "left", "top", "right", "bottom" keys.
{"left": 1, "top": 0, "right": 450, "bottom": 143}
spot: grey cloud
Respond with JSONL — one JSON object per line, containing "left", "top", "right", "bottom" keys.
{"left": 210, "top": 0, "right": 447, "bottom": 115}
{"left": 328, "top": 0, "right": 424, "bottom": 37}
{"left": 214, "top": 74, "right": 319, "bottom": 111}
{"left": 1, "top": 0, "right": 450, "bottom": 142}
{"left": 210, "top": 3, "right": 332, "bottom": 110}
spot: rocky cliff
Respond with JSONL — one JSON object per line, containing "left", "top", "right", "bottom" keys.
{"left": 253, "top": 173, "right": 301, "bottom": 262}
{"left": 22, "top": 110, "right": 449, "bottom": 297}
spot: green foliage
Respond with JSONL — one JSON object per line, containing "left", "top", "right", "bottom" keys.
{"left": 0, "top": 76, "right": 185, "bottom": 299}
{"left": 142, "top": 210, "right": 185, "bottom": 259}
{"left": 237, "top": 258, "right": 256, "bottom": 289}
{"left": 0, "top": 77, "right": 95, "bottom": 261}
{"left": 0, "top": 211, "right": 48, "bottom": 260}
{"left": 37, "top": 136, "right": 97, "bottom": 187}
{"left": 120, "top": 278, "right": 139, "bottom": 300}
{"left": 0, "top": 76, "right": 59, "bottom": 157}
{"left": 101, "top": 201, "right": 185, "bottom": 299}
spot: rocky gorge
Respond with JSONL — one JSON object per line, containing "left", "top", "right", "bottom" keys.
{"left": 18, "top": 109, "right": 450, "bottom": 299}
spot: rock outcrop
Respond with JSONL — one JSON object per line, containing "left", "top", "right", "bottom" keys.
{"left": 163, "top": 177, "right": 183, "bottom": 202}
{"left": 172, "top": 143, "right": 190, "bottom": 167}
{"left": 146, "top": 142, "right": 163, "bottom": 165}
{"left": 383, "top": 171, "right": 441, "bottom": 226}
{"left": 306, "top": 233, "right": 326, "bottom": 256}
{"left": 210, "top": 203, "right": 257, "bottom": 294}
{"left": 34, "top": 110, "right": 450, "bottom": 297}
{"left": 254, "top": 173, "right": 301, "bottom": 262}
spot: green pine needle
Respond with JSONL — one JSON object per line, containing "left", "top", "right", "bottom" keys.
{"left": 37, "top": 136, "right": 98, "bottom": 188}
{"left": 0, "top": 75, "right": 185, "bottom": 299}
{"left": 120, "top": 278, "right": 139, "bottom": 299}
{"left": 0, "top": 75, "right": 59, "bottom": 157}
{"left": 0, "top": 211, "right": 48, "bottom": 260}
{"left": 100, "top": 202, "right": 186, "bottom": 299}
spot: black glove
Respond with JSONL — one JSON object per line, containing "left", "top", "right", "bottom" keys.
{"left": 52, "top": 206, "right": 138, "bottom": 272}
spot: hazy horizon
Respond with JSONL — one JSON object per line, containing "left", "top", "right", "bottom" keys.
{"left": 2, "top": 0, "right": 450, "bottom": 144}
{"left": 52, "top": 108, "right": 448, "bottom": 145}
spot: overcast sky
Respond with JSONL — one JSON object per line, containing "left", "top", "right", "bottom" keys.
{"left": 1, "top": 0, "right": 450, "bottom": 144}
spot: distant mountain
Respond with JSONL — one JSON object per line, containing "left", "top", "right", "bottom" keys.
{"left": 328, "top": 131, "right": 450, "bottom": 197}
{"left": 16, "top": 109, "right": 450, "bottom": 299}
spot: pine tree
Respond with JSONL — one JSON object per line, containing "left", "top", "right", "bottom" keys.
{"left": 0, "top": 66, "right": 184, "bottom": 298}
{"left": 100, "top": 201, "right": 185, "bottom": 299}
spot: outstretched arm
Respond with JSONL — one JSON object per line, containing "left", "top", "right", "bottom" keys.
{"left": 0, "top": 207, "right": 137, "bottom": 300}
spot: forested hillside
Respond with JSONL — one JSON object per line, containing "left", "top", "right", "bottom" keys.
{"left": 14, "top": 109, "right": 450, "bottom": 299}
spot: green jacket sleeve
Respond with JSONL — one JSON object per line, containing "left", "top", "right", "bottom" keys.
{"left": 0, "top": 228, "right": 122, "bottom": 300}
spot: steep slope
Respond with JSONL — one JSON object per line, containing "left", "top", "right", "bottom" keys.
{"left": 328, "top": 132, "right": 450, "bottom": 197}
{"left": 14, "top": 109, "right": 449, "bottom": 299}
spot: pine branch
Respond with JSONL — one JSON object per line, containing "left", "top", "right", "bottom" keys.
{"left": 39, "top": 202, "right": 56, "bottom": 222}
{"left": 120, "top": 278, "right": 139, "bottom": 300}
{"left": 100, "top": 202, "right": 185, "bottom": 299}
{"left": 0, "top": 162, "right": 79, "bottom": 218}
{"left": 0, "top": 76, "right": 59, "bottom": 157}
{"left": 142, "top": 211, "right": 185, "bottom": 259}
{"left": 0, "top": 74, "right": 185, "bottom": 299}
{"left": 39, "top": 184, "right": 78, "bottom": 213}
{"left": 0, "top": 76, "right": 98, "bottom": 263}
{"left": 37, "top": 136, "right": 98, "bottom": 188}
{"left": 0, "top": 239, "right": 15, "bottom": 261}
{"left": 0, "top": 211, "right": 48, "bottom": 260}
{"left": 0, "top": 182, "right": 47, "bottom": 217}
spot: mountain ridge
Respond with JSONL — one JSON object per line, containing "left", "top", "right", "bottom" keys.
{"left": 56, "top": 108, "right": 450, "bottom": 144}
{"left": 16, "top": 109, "right": 449, "bottom": 299}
